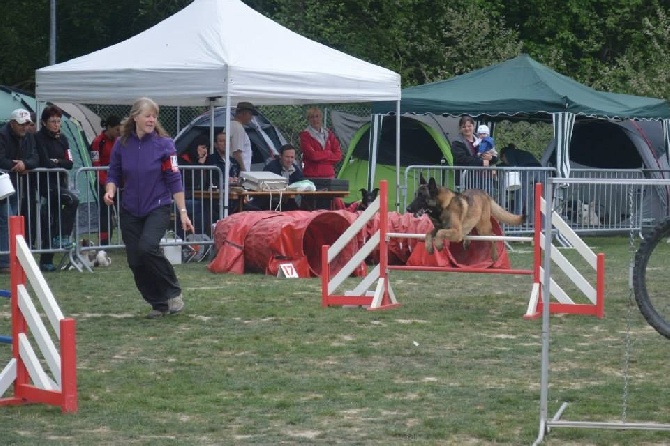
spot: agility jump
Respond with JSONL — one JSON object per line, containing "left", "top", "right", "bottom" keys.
{"left": 321, "top": 180, "right": 604, "bottom": 317}
{"left": 0, "top": 216, "right": 77, "bottom": 413}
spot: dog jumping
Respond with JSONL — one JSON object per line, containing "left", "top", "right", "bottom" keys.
{"left": 406, "top": 177, "right": 525, "bottom": 260}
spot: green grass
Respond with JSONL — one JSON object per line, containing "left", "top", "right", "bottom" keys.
{"left": 0, "top": 236, "right": 669, "bottom": 445}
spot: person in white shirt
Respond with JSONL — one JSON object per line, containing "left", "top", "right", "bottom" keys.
{"left": 229, "top": 102, "right": 256, "bottom": 172}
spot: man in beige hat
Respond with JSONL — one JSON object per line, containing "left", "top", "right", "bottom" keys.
{"left": 229, "top": 102, "right": 257, "bottom": 172}
{"left": 0, "top": 108, "right": 39, "bottom": 272}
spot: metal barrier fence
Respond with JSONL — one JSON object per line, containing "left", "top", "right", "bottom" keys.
{"left": 0, "top": 167, "right": 224, "bottom": 271}
{"left": 71, "top": 166, "right": 222, "bottom": 270}
{"left": 3, "top": 163, "right": 668, "bottom": 271}
{"left": 402, "top": 165, "right": 663, "bottom": 236}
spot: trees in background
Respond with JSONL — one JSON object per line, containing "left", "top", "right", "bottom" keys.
{"left": 1, "top": 0, "right": 669, "bottom": 101}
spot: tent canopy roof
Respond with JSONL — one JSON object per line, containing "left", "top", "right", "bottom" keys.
{"left": 36, "top": 0, "right": 400, "bottom": 106}
{"left": 373, "top": 54, "right": 670, "bottom": 120}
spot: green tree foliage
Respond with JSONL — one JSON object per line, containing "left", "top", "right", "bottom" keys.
{"left": 266, "top": 0, "right": 521, "bottom": 86}
{"left": 1, "top": 0, "right": 669, "bottom": 103}
{"left": 592, "top": 7, "right": 670, "bottom": 99}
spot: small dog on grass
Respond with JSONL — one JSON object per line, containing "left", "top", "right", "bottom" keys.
{"left": 72, "top": 239, "right": 112, "bottom": 269}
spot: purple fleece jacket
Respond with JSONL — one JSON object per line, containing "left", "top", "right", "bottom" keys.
{"left": 107, "top": 131, "right": 184, "bottom": 217}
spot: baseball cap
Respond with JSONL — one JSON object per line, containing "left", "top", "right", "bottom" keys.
{"left": 236, "top": 102, "right": 258, "bottom": 115}
{"left": 10, "top": 109, "right": 32, "bottom": 125}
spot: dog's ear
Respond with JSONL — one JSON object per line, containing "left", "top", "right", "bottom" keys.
{"left": 427, "top": 177, "right": 438, "bottom": 195}
{"left": 371, "top": 188, "right": 379, "bottom": 199}
{"left": 419, "top": 173, "right": 427, "bottom": 185}
{"left": 359, "top": 188, "right": 368, "bottom": 200}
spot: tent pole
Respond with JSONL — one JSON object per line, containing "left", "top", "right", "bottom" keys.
{"left": 395, "top": 100, "right": 401, "bottom": 211}
{"left": 223, "top": 94, "right": 232, "bottom": 219}
{"left": 208, "top": 101, "right": 215, "bottom": 155}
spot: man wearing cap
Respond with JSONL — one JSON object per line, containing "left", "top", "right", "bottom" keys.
{"left": 0, "top": 108, "right": 39, "bottom": 272}
{"left": 230, "top": 102, "right": 256, "bottom": 172}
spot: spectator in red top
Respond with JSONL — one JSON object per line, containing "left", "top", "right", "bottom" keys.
{"left": 90, "top": 115, "right": 122, "bottom": 245}
{"left": 299, "top": 107, "right": 342, "bottom": 178}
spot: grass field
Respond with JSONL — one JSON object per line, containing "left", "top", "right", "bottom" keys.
{"left": 0, "top": 236, "right": 669, "bottom": 445}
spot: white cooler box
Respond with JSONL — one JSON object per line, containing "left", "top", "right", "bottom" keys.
{"left": 161, "top": 237, "right": 183, "bottom": 265}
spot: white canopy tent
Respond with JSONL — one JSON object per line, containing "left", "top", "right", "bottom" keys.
{"left": 35, "top": 0, "right": 401, "bottom": 214}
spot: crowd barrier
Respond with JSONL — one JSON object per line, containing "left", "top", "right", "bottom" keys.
{"left": 401, "top": 165, "right": 668, "bottom": 236}
{"left": 2, "top": 164, "right": 666, "bottom": 273}
{"left": 0, "top": 167, "right": 222, "bottom": 271}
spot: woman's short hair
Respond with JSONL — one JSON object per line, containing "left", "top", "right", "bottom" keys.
{"left": 305, "top": 107, "right": 322, "bottom": 119}
{"left": 40, "top": 105, "right": 63, "bottom": 123}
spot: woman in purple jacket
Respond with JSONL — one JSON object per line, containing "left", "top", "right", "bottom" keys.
{"left": 104, "top": 97, "right": 194, "bottom": 319}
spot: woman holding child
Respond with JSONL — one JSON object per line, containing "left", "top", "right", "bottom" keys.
{"left": 450, "top": 115, "right": 497, "bottom": 190}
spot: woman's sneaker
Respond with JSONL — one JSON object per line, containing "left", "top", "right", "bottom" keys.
{"left": 146, "top": 309, "right": 167, "bottom": 319}
{"left": 168, "top": 295, "right": 184, "bottom": 314}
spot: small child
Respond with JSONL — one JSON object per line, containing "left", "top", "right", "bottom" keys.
{"left": 475, "top": 124, "right": 497, "bottom": 167}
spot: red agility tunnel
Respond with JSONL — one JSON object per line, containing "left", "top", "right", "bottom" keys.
{"left": 362, "top": 212, "right": 510, "bottom": 269}
{"left": 209, "top": 211, "right": 361, "bottom": 277}
{"left": 405, "top": 217, "right": 511, "bottom": 269}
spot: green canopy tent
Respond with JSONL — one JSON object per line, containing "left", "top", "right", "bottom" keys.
{"left": 372, "top": 54, "right": 670, "bottom": 190}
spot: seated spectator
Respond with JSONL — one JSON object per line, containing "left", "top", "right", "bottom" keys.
{"left": 180, "top": 135, "right": 211, "bottom": 191}
{"left": 34, "top": 105, "right": 79, "bottom": 272}
{"left": 179, "top": 135, "right": 214, "bottom": 235}
{"left": 264, "top": 143, "right": 304, "bottom": 184}
{"left": 208, "top": 130, "right": 241, "bottom": 188}
{"left": 250, "top": 144, "right": 304, "bottom": 211}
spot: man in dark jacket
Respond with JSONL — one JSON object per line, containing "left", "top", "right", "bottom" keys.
{"left": 250, "top": 144, "right": 304, "bottom": 211}
{"left": 0, "top": 109, "right": 39, "bottom": 272}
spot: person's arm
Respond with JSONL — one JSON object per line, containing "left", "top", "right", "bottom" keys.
{"left": 291, "top": 164, "right": 305, "bottom": 182}
{"left": 56, "top": 140, "right": 74, "bottom": 170}
{"left": 21, "top": 134, "right": 40, "bottom": 170}
{"left": 232, "top": 150, "right": 246, "bottom": 172}
{"left": 229, "top": 122, "right": 248, "bottom": 171}
{"left": 299, "top": 131, "right": 332, "bottom": 163}
{"left": 104, "top": 140, "right": 121, "bottom": 205}
{"left": 326, "top": 130, "right": 342, "bottom": 164}
{"left": 173, "top": 190, "right": 194, "bottom": 234}
{"left": 451, "top": 140, "right": 485, "bottom": 167}
{"left": 0, "top": 133, "right": 15, "bottom": 171}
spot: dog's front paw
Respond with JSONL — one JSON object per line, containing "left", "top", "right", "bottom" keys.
{"left": 434, "top": 239, "right": 444, "bottom": 251}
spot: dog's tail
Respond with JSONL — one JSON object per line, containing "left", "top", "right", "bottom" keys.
{"left": 490, "top": 198, "right": 525, "bottom": 225}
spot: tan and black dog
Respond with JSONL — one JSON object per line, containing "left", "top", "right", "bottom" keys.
{"left": 407, "top": 177, "right": 525, "bottom": 259}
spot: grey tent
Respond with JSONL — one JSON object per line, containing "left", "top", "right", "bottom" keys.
{"left": 174, "top": 106, "right": 286, "bottom": 172}
{"left": 542, "top": 119, "right": 670, "bottom": 225}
